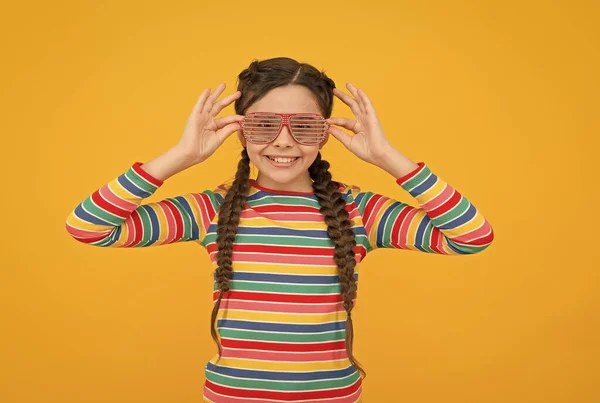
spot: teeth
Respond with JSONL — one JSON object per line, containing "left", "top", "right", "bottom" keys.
{"left": 267, "top": 156, "right": 298, "bottom": 163}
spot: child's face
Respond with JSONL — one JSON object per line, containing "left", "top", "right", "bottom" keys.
{"left": 237, "top": 84, "right": 329, "bottom": 189}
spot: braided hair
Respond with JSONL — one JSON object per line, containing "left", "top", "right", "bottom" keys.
{"left": 210, "top": 57, "right": 366, "bottom": 378}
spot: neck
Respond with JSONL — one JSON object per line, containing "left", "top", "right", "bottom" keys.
{"left": 255, "top": 172, "right": 314, "bottom": 193}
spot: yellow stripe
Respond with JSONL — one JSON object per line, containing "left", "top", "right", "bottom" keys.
{"left": 218, "top": 309, "right": 345, "bottom": 324}
{"left": 230, "top": 262, "right": 340, "bottom": 275}
{"left": 239, "top": 217, "right": 328, "bottom": 230}
{"left": 209, "top": 356, "right": 351, "bottom": 372}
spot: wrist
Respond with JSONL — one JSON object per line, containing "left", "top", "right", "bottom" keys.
{"left": 375, "top": 147, "right": 419, "bottom": 178}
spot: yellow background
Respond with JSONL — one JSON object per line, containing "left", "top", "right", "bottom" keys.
{"left": 1, "top": 1, "right": 598, "bottom": 402}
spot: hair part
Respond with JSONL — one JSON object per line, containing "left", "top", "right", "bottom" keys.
{"left": 211, "top": 57, "right": 366, "bottom": 378}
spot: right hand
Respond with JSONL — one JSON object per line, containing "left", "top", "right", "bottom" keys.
{"left": 175, "top": 83, "right": 244, "bottom": 165}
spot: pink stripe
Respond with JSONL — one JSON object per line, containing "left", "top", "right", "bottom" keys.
{"left": 193, "top": 193, "right": 212, "bottom": 238}
{"left": 220, "top": 299, "right": 345, "bottom": 314}
{"left": 258, "top": 212, "right": 324, "bottom": 221}
{"left": 65, "top": 223, "right": 111, "bottom": 239}
{"left": 398, "top": 207, "right": 419, "bottom": 248}
{"left": 123, "top": 216, "right": 136, "bottom": 247}
{"left": 231, "top": 252, "right": 336, "bottom": 265}
{"left": 100, "top": 184, "right": 137, "bottom": 210}
{"left": 421, "top": 183, "right": 452, "bottom": 211}
{"left": 157, "top": 203, "right": 177, "bottom": 244}
{"left": 452, "top": 220, "right": 493, "bottom": 243}
{"left": 365, "top": 196, "right": 387, "bottom": 233}
{"left": 221, "top": 347, "right": 347, "bottom": 362}
{"left": 203, "top": 383, "right": 362, "bottom": 403}
{"left": 208, "top": 251, "right": 361, "bottom": 265}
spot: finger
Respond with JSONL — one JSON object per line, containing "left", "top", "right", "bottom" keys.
{"left": 191, "top": 88, "right": 211, "bottom": 115}
{"left": 346, "top": 83, "right": 366, "bottom": 115}
{"left": 332, "top": 87, "right": 362, "bottom": 117}
{"left": 325, "top": 117, "right": 358, "bottom": 132}
{"left": 357, "top": 88, "right": 377, "bottom": 117}
{"left": 209, "top": 90, "right": 242, "bottom": 118}
{"left": 327, "top": 125, "right": 353, "bottom": 150}
{"left": 215, "top": 122, "right": 242, "bottom": 144}
{"left": 202, "top": 83, "right": 226, "bottom": 114}
{"left": 214, "top": 114, "right": 245, "bottom": 129}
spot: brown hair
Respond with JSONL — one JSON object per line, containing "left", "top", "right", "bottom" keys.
{"left": 210, "top": 57, "right": 365, "bottom": 378}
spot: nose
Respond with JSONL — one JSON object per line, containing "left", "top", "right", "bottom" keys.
{"left": 272, "top": 124, "right": 295, "bottom": 147}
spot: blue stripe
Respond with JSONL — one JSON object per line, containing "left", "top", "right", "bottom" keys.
{"left": 414, "top": 215, "right": 430, "bottom": 252}
{"left": 407, "top": 172, "right": 436, "bottom": 198}
{"left": 139, "top": 205, "right": 160, "bottom": 246}
{"left": 375, "top": 201, "right": 400, "bottom": 247}
{"left": 118, "top": 174, "right": 152, "bottom": 198}
{"left": 105, "top": 225, "right": 122, "bottom": 246}
{"left": 75, "top": 204, "right": 113, "bottom": 226}
{"left": 172, "top": 196, "right": 200, "bottom": 240}
{"left": 247, "top": 191, "right": 317, "bottom": 201}
{"left": 214, "top": 272, "right": 359, "bottom": 283}
{"left": 440, "top": 202, "right": 476, "bottom": 230}
{"left": 217, "top": 319, "right": 345, "bottom": 333}
{"left": 206, "top": 362, "right": 356, "bottom": 381}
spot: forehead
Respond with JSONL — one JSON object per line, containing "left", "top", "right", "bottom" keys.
{"left": 246, "top": 84, "right": 321, "bottom": 114}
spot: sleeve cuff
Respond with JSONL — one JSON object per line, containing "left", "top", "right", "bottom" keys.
{"left": 132, "top": 161, "right": 164, "bottom": 187}
{"left": 396, "top": 161, "right": 425, "bottom": 186}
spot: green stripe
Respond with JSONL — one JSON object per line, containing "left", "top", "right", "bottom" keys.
{"left": 214, "top": 280, "right": 341, "bottom": 294}
{"left": 81, "top": 197, "right": 122, "bottom": 225}
{"left": 125, "top": 168, "right": 159, "bottom": 193}
{"left": 206, "top": 370, "right": 360, "bottom": 391}
{"left": 204, "top": 190, "right": 222, "bottom": 212}
{"left": 434, "top": 195, "right": 469, "bottom": 225}
{"left": 136, "top": 206, "right": 153, "bottom": 246}
{"left": 166, "top": 197, "right": 192, "bottom": 240}
{"left": 420, "top": 222, "right": 435, "bottom": 253}
{"left": 399, "top": 164, "right": 430, "bottom": 192}
{"left": 202, "top": 233, "right": 369, "bottom": 247}
{"left": 218, "top": 328, "right": 345, "bottom": 343}
{"left": 380, "top": 203, "right": 403, "bottom": 248}
{"left": 250, "top": 196, "right": 320, "bottom": 208}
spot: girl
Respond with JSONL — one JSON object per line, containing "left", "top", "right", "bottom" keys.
{"left": 66, "top": 57, "right": 494, "bottom": 403}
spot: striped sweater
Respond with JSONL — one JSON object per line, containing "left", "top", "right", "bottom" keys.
{"left": 65, "top": 161, "right": 494, "bottom": 402}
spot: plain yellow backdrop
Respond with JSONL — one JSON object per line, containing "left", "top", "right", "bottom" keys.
{"left": 1, "top": 1, "right": 598, "bottom": 402}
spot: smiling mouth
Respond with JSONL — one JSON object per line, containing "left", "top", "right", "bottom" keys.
{"left": 265, "top": 156, "right": 300, "bottom": 163}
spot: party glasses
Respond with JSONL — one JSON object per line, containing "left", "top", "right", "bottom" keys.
{"left": 240, "top": 112, "right": 329, "bottom": 145}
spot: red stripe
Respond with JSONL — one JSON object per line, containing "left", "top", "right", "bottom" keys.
{"left": 204, "top": 377, "right": 361, "bottom": 400}
{"left": 91, "top": 190, "right": 129, "bottom": 219}
{"left": 390, "top": 205, "right": 411, "bottom": 247}
{"left": 132, "top": 162, "right": 164, "bottom": 187}
{"left": 162, "top": 200, "right": 184, "bottom": 242}
{"left": 213, "top": 290, "right": 342, "bottom": 303}
{"left": 221, "top": 338, "right": 346, "bottom": 352}
{"left": 428, "top": 188, "right": 462, "bottom": 218}
{"left": 253, "top": 205, "right": 321, "bottom": 213}
{"left": 130, "top": 210, "right": 143, "bottom": 245}
{"left": 230, "top": 244, "right": 333, "bottom": 256}
{"left": 362, "top": 194, "right": 383, "bottom": 230}
{"left": 395, "top": 161, "right": 424, "bottom": 185}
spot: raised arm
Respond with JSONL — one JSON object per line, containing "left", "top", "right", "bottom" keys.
{"left": 65, "top": 83, "right": 245, "bottom": 248}
{"left": 354, "top": 161, "right": 494, "bottom": 255}
{"left": 65, "top": 159, "right": 224, "bottom": 247}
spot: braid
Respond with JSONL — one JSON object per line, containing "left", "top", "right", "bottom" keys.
{"left": 210, "top": 147, "right": 251, "bottom": 360}
{"left": 309, "top": 152, "right": 366, "bottom": 379}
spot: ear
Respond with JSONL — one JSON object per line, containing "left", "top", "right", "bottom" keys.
{"left": 237, "top": 129, "right": 247, "bottom": 147}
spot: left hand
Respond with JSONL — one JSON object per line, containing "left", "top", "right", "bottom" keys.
{"left": 326, "top": 83, "right": 395, "bottom": 166}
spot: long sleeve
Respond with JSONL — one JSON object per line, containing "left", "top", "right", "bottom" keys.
{"left": 354, "top": 162, "right": 494, "bottom": 255}
{"left": 65, "top": 162, "right": 224, "bottom": 247}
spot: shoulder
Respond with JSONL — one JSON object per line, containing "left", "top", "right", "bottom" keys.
{"left": 335, "top": 181, "right": 362, "bottom": 200}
